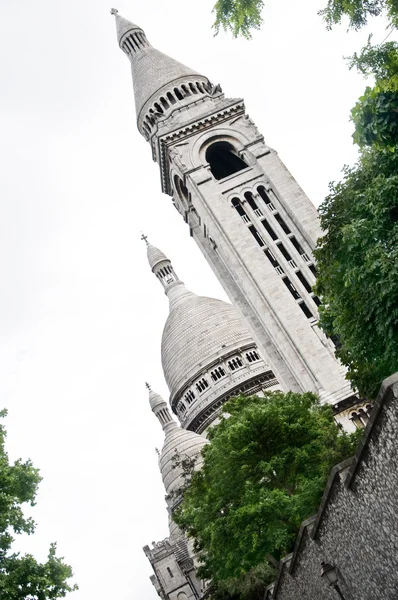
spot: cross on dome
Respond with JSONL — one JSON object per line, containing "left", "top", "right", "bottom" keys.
{"left": 110, "top": 8, "right": 118, "bottom": 15}
{"left": 141, "top": 233, "right": 149, "bottom": 246}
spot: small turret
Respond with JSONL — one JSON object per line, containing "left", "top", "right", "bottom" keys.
{"left": 146, "top": 382, "right": 177, "bottom": 434}
{"left": 142, "top": 235, "right": 193, "bottom": 311}
{"left": 145, "top": 383, "right": 207, "bottom": 504}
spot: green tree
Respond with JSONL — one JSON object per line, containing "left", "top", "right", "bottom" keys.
{"left": 212, "top": 0, "right": 398, "bottom": 38}
{"left": 212, "top": 0, "right": 264, "bottom": 38}
{"left": 319, "top": 0, "right": 398, "bottom": 30}
{"left": 315, "top": 148, "right": 398, "bottom": 397}
{"left": 174, "top": 392, "right": 359, "bottom": 592}
{"left": 0, "top": 409, "right": 77, "bottom": 599}
{"left": 348, "top": 38, "right": 398, "bottom": 150}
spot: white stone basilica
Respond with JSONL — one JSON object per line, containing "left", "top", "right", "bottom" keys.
{"left": 111, "top": 11, "right": 365, "bottom": 600}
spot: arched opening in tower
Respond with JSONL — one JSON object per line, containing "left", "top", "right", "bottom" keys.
{"left": 206, "top": 142, "right": 248, "bottom": 180}
{"left": 174, "top": 175, "right": 189, "bottom": 200}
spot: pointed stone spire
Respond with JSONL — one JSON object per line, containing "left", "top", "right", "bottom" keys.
{"left": 111, "top": 11, "right": 209, "bottom": 136}
{"left": 111, "top": 9, "right": 145, "bottom": 47}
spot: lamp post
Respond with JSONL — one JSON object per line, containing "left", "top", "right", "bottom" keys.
{"left": 320, "top": 562, "right": 347, "bottom": 600}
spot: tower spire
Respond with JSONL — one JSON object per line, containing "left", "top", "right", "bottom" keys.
{"left": 111, "top": 12, "right": 209, "bottom": 138}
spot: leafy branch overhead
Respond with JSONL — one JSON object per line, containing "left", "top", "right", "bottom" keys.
{"left": 212, "top": 0, "right": 398, "bottom": 38}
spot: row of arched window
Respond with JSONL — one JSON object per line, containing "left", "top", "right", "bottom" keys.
{"left": 191, "top": 371, "right": 278, "bottom": 433}
{"left": 177, "top": 401, "right": 187, "bottom": 414}
{"left": 228, "top": 356, "right": 244, "bottom": 371}
{"left": 231, "top": 186, "right": 319, "bottom": 318}
{"left": 196, "top": 378, "right": 209, "bottom": 393}
{"left": 246, "top": 350, "right": 260, "bottom": 363}
{"left": 184, "top": 389, "right": 195, "bottom": 404}
{"left": 156, "top": 265, "right": 175, "bottom": 280}
{"left": 142, "top": 81, "right": 208, "bottom": 138}
{"left": 157, "top": 408, "right": 171, "bottom": 426}
{"left": 122, "top": 31, "right": 149, "bottom": 55}
{"left": 176, "top": 349, "right": 263, "bottom": 418}
{"left": 349, "top": 405, "right": 373, "bottom": 429}
{"left": 211, "top": 366, "right": 226, "bottom": 381}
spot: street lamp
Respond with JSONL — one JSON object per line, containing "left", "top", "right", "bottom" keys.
{"left": 320, "top": 562, "right": 347, "bottom": 600}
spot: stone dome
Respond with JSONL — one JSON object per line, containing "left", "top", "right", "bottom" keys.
{"left": 161, "top": 292, "right": 254, "bottom": 399}
{"left": 147, "top": 244, "right": 168, "bottom": 270}
{"left": 160, "top": 426, "right": 208, "bottom": 498}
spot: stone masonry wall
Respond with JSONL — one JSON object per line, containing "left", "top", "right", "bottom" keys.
{"left": 266, "top": 373, "right": 398, "bottom": 600}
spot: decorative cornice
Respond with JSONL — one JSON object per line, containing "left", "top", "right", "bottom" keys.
{"left": 157, "top": 99, "right": 246, "bottom": 195}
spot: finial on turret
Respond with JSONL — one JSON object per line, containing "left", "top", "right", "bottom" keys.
{"left": 141, "top": 233, "right": 149, "bottom": 246}
{"left": 110, "top": 8, "right": 118, "bottom": 15}
{"left": 145, "top": 381, "right": 152, "bottom": 391}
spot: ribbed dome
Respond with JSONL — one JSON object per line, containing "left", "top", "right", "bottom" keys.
{"left": 160, "top": 427, "right": 208, "bottom": 498}
{"left": 147, "top": 244, "right": 168, "bottom": 270}
{"left": 161, "top": 294, "right": 253, "bottom": 399}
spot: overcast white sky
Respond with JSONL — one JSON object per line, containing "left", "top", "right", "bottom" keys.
{"left": 0, "top": 1, "right": 395, "bottom": 599}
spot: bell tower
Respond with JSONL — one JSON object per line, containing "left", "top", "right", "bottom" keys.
{"left": 112, "top": 10, "right": 353, "bottom": 406}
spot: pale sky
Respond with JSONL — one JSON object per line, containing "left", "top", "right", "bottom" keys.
{"left": 0, "top": 1, "right": 395, "bottom": 599}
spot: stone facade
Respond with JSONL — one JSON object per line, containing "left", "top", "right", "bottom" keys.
{"left": 143, "top": 538, "right": 202, "bottom": 600}
{"left": 109, "top": 12, "right": 377, "bottom": 600}
{"left": 265, "top": 373, "right": 398, "bottom": 600}
{"left": 112, "top": 11, "right": 355, "bottom": 409}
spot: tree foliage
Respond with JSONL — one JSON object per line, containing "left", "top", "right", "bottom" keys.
{"left": 319, "top": 0, "right": 398, "bottom": 30}
{"left": 208, "top": 562, "right": 276, "bottom": 600}
{"left": 212, "top": 0, "right": 398, "bottom": 37}
{"left": 315, "top": 148, "right": 398, "bottom": 397}
{"left": 174, "top": 392, "right": 359, "bottom": 591}
{"left": 351, "top": 85, "right": 398, "bottom": 149}
{"left": 212, "top": 0, "right": 264, "bottom": 38}
{"left": 348, "top": 38, "right": 398, "bottom": 150}
{"left": 0, "top": 410, "right": 77, "bottom": 599}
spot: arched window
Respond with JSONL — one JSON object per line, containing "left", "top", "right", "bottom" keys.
{"left": 133, "top": 34, "right": 142, "bottom": 48}
{"left": 174, "top": 175, "right": 189, "bottom": 201}
{"left": 174, "top": 87, "right": 183, "bottom": 100}
{"left": 231, "top": 197, "right": 250, "bottom": 223}
{"left": 160, "top": 97, "right": 169, "bottom": 109}
{"left": 206, "top": 142, "right": 248, "bottom": 180}
{"left": 350, "top": 411, "right": 364, "bottom": 429}
{"left": 167, "top": 92, "right": 176, "bottom": 105}
{"left": 244, "top": 192, "right": 258, "bottom": 211}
